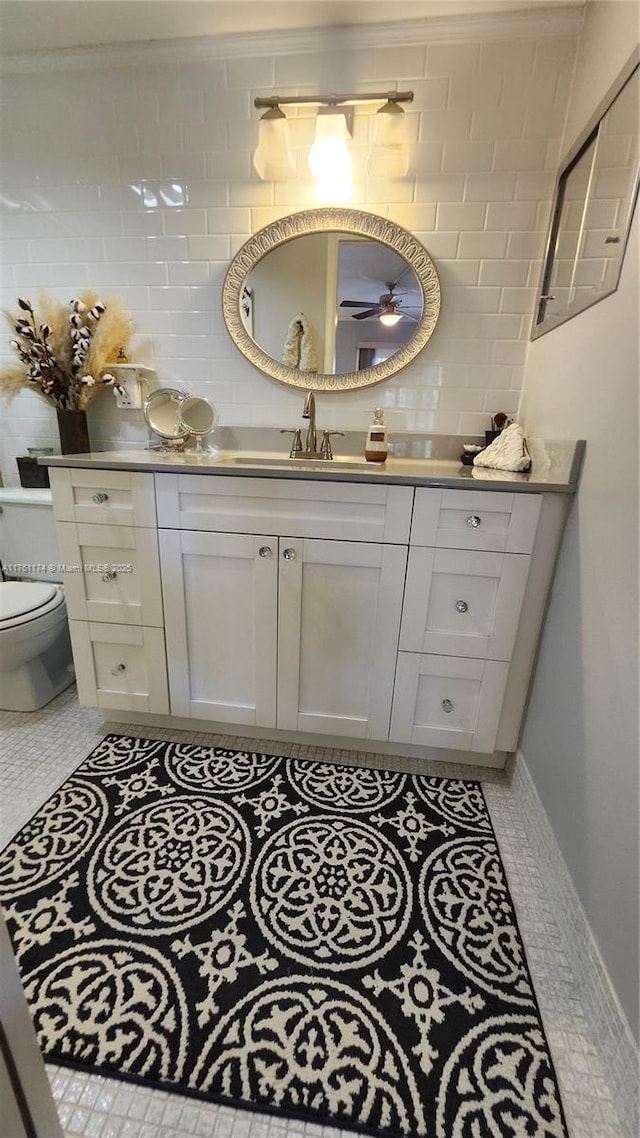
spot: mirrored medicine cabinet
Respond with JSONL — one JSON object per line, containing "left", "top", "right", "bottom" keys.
{"left": 533, "top": 54, "right": 639, "bottom": 338}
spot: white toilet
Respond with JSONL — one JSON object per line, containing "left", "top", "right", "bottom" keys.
{"left": 0, "top": 488, "right": 75, "bottom": 711}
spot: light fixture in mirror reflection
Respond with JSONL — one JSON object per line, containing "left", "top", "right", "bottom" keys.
{"left": 222, "top": 208, "right": 440, "bottom": 392}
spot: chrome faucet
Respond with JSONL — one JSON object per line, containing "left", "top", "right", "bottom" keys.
{"left": 280, "top": 391, "right": 343, "bottom": 460}
{"left": 302, "top": 391, "right": 318, "bottom": 454}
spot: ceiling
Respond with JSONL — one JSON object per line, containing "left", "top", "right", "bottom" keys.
{"left": 337, "top": 243, "right": 422, "bottom": 323}
{"left": 0, "top": 1, "right": 584, "bottom": 55}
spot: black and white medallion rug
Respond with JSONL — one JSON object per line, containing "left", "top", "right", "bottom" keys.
{"left": 0, "top": 735, "right": 568, "bottom": 1137}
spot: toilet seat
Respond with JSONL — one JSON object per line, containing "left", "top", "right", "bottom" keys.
{"left": 0, "top": 581, "right": 65, "bottom": 629}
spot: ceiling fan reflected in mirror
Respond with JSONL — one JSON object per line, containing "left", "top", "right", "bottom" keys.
{"left": 339, "top": 280, "right": 421, "bottom": 324}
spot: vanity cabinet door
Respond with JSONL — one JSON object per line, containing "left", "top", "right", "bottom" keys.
{"left": 49, "top": 468, "right": 156, "bottom": 527}
{"left": 69, "top": 621, "right": 169, "bottom": 714}
{"left": 277, "top": 538, "right": 407, "bottom": 740}
{"left": 400, "top": 547, "right": 531, "bottom": 660}
{"left": 411, "top": 488, "right": 542, "bottom": 553}
{"left": 158, "top": 530, "right": 405, "bottom": 739}
{"left": 158, "top": 529, "right": 278, "bottom": 727}
{"left": 390, "top": 653, "right": 509, "bottom": 753}
{"left": 56, "top": 522, "right": 163, "bottom": 626}
{"left": 155, "top": 473, "right": 412, "bottom": 544}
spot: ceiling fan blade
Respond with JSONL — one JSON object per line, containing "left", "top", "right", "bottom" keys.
{"left": 352, "top": 307, "right": 382, "bottom": 320}
{"left": 339, "top": 299, "right": 380, "bottom": 308}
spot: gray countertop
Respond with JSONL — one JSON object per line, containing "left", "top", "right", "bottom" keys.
{"left": 42, "top": 435, "right": 585, "bottom": 494}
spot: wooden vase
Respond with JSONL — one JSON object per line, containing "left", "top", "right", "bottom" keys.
{"left": 57, "top": 409, "right": 90, "bottom": 455}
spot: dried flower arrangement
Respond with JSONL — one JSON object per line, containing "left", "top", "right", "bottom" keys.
{"left": 0, "top": 291, "right": 134, "bottom": 411}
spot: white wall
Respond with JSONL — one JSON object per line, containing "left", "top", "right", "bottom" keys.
{"left": 335, "top": 318, "right": 413, "bottom": 373}
{"left": 0, "top": 14, "right": 578, "bottom": 483}
{"left": 519, "top": 1, "right": 639, "bottom": 1040}
{"left": 249, "top": 232, "right": 329, "bottom": 366}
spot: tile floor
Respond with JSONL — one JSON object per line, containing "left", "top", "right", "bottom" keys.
{"left": 0, "top": 685, "right": 630, "bottom": 1138}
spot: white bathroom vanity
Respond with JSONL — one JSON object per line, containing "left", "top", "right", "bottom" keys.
{"left": 45, "top": 438, "right": 583, "bottom": 770}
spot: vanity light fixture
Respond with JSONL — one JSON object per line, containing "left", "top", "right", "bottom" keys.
{"left": 252, "top": 103, "right": 296, "bottom": 181}
{"left": 369, "top": 98, "right": 410, "bottom": 178}
{"left": 308, "top": 107, "right": 354, "bottom": 203}
{"left": 253, "top": 90, "right": 414, "bottom": 187}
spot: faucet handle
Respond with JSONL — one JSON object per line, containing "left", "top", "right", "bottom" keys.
{"left": 320, "top": 430, "right": 345, "bottom": 460}
{"left": 280, "top": 428, "right": 303, "bottom": 457}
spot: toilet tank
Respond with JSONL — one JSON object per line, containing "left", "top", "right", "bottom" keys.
{"left": 0, "top": 488, "right": 63, "bottom": 583}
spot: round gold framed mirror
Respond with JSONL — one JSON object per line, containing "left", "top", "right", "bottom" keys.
{"left": 222, "top": 208, "right": 441, "bottom": 391}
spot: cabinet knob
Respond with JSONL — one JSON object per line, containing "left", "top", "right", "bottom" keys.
{"left": 92, "top": 492, "right": 109, "bottom": 504}
{"left": 455, "top": 599, "right": 469, "bottom": 613}
{"left": 282, "top": 548, "right": 296, "bottom": 561}
{"left": 258, "top": 546, "right": 272, "bottom": 558}
{"left": 102, "top": 570, "right": 118, "bottom": 582}
{"left": 441, "top": 698, "right": 454, "bottom": 714}
{"left": 466, "top": 514, "right": 481, "bottom": 528}
{"left": 111, "top": 663, "right": 127, "bottom": 675}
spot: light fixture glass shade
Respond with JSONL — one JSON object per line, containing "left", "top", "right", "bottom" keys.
{"left": 308, "top": 108, "right": 352, "bottom": 202}
{"left": 379, "top": 307, "right": 403, "bottom": 326}
{"left": 368, "top": 99, "right": 410, "bottom": 178}
{"left": 253, "top": 106, "right": 296, "bottom": 181}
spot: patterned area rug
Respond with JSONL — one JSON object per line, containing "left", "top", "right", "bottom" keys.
{"left": 1, "top": 735, "right": 568, "bottom": 1137}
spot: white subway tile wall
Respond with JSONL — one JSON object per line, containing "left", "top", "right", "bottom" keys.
{"left": 0, "top": 30, "right": 577, "bottom": 484}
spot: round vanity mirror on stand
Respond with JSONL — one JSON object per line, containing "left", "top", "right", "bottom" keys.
{"left": 179, "top": 396, "right": 218, "bottom": 452}
{"left": 143, "top": 388, "right": 189, "bottom": 449}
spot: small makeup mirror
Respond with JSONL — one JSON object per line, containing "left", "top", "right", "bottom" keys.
{"left": 143, "top": 388, "right": 189, "bottom": 448}
{"left": 179, "top": 396, "right": 218, "bottom": 452}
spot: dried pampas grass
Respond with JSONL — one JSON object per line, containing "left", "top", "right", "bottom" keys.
{"left": 0, "top": 290, "right": 135, "bottom": 410}
{"left": 82, "top": 294, "right": 133, "bottom": 392}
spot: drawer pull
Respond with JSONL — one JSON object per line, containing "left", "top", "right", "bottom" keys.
{"left": 102, "top": 570, "right": 118, "bottom": 582}
{"left": 92, "top": 492, "right": 109, "bottom": 504}
{"left": 282, "top": 548, "right": 296, "bottom": 561}
{"left": 441, "top": 698, "right": 454, "bottom": 714}
{"left": 455, "top": 599, "right": 469, "bottom": 614}
{"left": 258, "top": 546, "right": 272, "bottom": 558}
{"left": 466, "top": 514, "right": 481, "bottom": 528}
{"left": 111, "top": 663, "right": 127, "bottom": 675}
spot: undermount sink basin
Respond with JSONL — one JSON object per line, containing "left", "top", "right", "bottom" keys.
{"left": 214, "top": 455, "right": 377, "bottom": 472}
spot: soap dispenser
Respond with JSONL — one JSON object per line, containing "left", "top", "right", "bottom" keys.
{"left": 365, "top": 408, "right": 388, "bottom": 463}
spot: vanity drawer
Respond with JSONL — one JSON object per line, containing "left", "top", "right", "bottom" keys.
{"left": 400, "top": 547, "right": 530, "bottom": 660}
{"left": 56, "top": 522, "right": 164, "bottom": 626}
{"left": 49, "top": 468, "right": 156, "bottom": 527}
{"left": 155, "top": 473, "right": 412, "bottom": 544}
{"left": 390, "top": 652, "right": 508, "bottom": 754}
{"left": 69, "top": 621, "right": 169, "bottom": 714}
{"left": 411, "top": 488, "right": 541, "bottom": 553}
